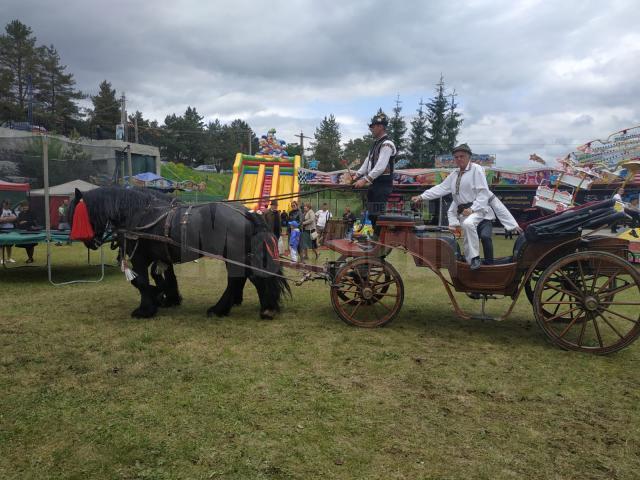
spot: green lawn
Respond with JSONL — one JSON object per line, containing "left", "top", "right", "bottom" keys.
{"left": 1, "top": 238, "right": 639, "bottom": 479}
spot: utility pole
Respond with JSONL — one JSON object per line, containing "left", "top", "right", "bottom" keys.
{"left": 297, "top": 130, "right": 311, "bottom": 160}
{"left": 134, "top": 116, "right": 139, "bottom": 143}
{"left": 126, "top": 145, "right": 133, "bottom": 185}
{"left": 120, "top": 93, "right": 127, "bottom": 141}
{"left": 248, "top": 131, "right": 252, "bottom": 155}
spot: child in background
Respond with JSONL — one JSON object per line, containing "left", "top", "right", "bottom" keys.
{"left": 1, "top": 199, "right": 17, "bottom": 264}
{"left": 288, "top": 220, "right": 300, "bottom": 262}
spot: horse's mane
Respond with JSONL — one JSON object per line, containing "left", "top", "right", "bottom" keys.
{"left": 83, "top": 186, "right": 174, "bottom": 229}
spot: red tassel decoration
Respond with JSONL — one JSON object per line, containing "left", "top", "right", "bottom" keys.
{"left": 70, "top": 199, "right": 95, "bottom": 241}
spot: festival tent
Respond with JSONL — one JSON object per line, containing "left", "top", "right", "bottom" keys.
{"left": 0, "top": 179, "right": 30, "bottom": 207}
{"left": 0, "top": 179, "right": 30, "bottom": 192}
{"left": 30, "top": 179, "right": 99, "bottom": 227}
{"left": 126, "top": 171, "right": 175, "bottom": 191}
{"left": 30, "top": 179, "right": 99, "bottom": 196}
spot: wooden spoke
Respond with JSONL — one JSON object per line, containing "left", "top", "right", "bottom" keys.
{"left": 576, "top": 259, "right": 588, "bottom": 289}
{"left": 557, "top": 270, "right": 583, "bottom": 299}
{"left": 599, "top": 301, "right": 640, "bottom": 306}
{"left": 557, "top": 312, "right": 586, "bottom": 339}
{"left": 588, "top": 260, "right": 601, "bottom": 294}
{"left": 543, "top": 306, "right": 583, "bottom": 324}
{"left": 543, "top": 282, "right": 581, "bottom": 299}
{"left": 350, "top": 301, "right": 362, "bottom": 319}
{"left": 592, "top": 315, "right": 604, "bottom": 348}
{"left": 372, "top": 280, "right": 397, "bottom": 290}
{"left": 597, "top": 281, "right": 635, "bottom": 299}
{"left": 596, "top": 313, "right": 625, "bottom": 340}
{"left": 576, "top": 315, "right": 588, "bottom": 347}
{"left": 372, "top": 292, "right": 399, "bottom": 298}
{"left": 595, "top": 269, "right": 622, "bottom": 294}
{"left": 599, "top": 307, "right": 639, "bottom": 325}
{"left": 542, "top": 300, "right": 581, "bottom": 305}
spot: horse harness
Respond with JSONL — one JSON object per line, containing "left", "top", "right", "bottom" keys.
{"left": 115, "top": 201, "right": 293, "bottom": 281}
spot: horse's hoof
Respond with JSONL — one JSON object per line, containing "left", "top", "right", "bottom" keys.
{"left": 260, "top": 309, "right": 276, "bottom": 320}
{"left": 160, "top": 295, "right": 182, "bottom": 308}
{"left": 131, "top": 307, "right": 157, "bottom": 318}
{"left": 207, "top": 305, "right": 230, "bottom": 317}
{"left": 233, "top": 298, "right": 243, "bottom": 306}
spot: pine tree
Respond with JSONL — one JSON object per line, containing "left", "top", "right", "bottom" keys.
{"left": 34, "top": 44, "right": 83, "bottom": 133}
{"left": 388, "top": 94, "right": 407, "bottom": 163}
{"left": 312, "top": 114, "right": 342, "bottom": 170}
{"left": 161, "top": 106, "right": 208, "bottom": 164}
{"left": 0, "top": 20, "right": 38, "bottom": 114}
{"left": 343, "top": 134, "right": 374, "bottom": 167}
{"left": 206, "top": 118, "right": 226, "bottom": 166}
{"left": 228, "top": 118, "right": 257, "bottom": 156}
{"left": 443, "top": 90, "right": 463, "bottom": 151}
{"left": 425, "top": 75, "right": 449, "bottom": 165}
{"left": 90, "top": 80, "right": 120, "bottom": 138}
{"left": 408, "top": 99, "right": 428, "bottom": 167}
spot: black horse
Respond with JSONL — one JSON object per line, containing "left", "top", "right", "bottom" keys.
{"left": 71, "top": 186, "right": 289, "bottom": 319}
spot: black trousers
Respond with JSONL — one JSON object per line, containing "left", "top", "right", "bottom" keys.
{"left": 366, "top": 175, "right": 393, "bottom": 235}
{"left": 477, "top": 219, "right": 494, "bottom": 264}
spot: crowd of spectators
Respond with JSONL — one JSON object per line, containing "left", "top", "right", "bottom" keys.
{"left": 257, "top": 200, "right": 359, "bottom": 263}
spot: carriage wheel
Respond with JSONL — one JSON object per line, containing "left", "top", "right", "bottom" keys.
{"left": 533, "top": 251, "right": 640, "bottom": 354}
{"left": 330, "top": 257, "right": 404, "bottom": 328}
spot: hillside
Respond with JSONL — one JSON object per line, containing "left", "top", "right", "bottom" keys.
{"left": 161, "top": 162, "right": 232, "bottom": 199}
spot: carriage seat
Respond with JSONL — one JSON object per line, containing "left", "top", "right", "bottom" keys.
{"left": 377, "top": 214, "right": 418, "bottom": 226}
{"left": 411, "top": 225, "right": 462, "bottom": 259}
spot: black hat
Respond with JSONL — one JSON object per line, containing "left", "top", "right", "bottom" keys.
{"left": 369, "top": 112, "right": 389, "bottom": 128}
{"left": 452, "top": 143, "right": 472, "bottom": 155}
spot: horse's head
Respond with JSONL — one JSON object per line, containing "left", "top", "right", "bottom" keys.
{"left": 70, "top": 188, "right": 109, "bottom": 250}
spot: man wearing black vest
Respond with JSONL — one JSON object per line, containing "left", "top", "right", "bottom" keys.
{"left": 352, "top": 112, "right": 397, "bottom": 236}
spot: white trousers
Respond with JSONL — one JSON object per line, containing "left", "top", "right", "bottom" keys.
{"left": 459, "top": 212, "right": 485, "bottom": 263}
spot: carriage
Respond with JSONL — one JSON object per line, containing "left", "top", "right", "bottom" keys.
{"left": 281, "top": 199, "right": 640, "bottom": 355}
{"left": 71, "top": 187, "right": 639, "bottom": 355}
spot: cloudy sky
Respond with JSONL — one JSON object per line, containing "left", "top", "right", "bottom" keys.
{"left": 3, "top": 0, "right": 639, "bottom": 166}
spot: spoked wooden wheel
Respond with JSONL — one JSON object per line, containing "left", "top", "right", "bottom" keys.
{"left": 533, "top": 251, "right": 640, "bottom": 354}
{"left": 330, "top": 257, "right": 404, "bottom": 328}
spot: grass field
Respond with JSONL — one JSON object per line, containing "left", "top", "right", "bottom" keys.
{"left": 1, "top": 238, "right": 639, "bottom": 479}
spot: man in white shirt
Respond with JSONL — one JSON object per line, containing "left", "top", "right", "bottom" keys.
{"left": 315, "top": 203, "right": 332, "bottom": 245}
{"left": 611, "top": 187, "right": 625, "bottom": 233}
{"left": 352, "top": 112, "right": 397, "bottom": 235}
{"left": 411, "top": 143, "right": 494, "bottom": 270}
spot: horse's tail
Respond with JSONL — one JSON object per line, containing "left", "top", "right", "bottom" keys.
{"left": 249, "top": 215, "right": 291, "bottom": 310}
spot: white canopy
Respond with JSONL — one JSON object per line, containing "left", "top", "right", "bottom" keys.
{"left": 30, "top": 179, "right": 99, "bottom": 196}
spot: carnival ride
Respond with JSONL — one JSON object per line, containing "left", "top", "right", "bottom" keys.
{"left": 227, "top": 129, "right": 301, "bottom": 211}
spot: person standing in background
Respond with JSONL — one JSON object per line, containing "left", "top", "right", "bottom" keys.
{"left": 1, "top": 199, "right": 17, "bottom": 264}
{"left": 343, "top": 206, "right": 356, "bottom": 240}
{"left": 315, "top": 202, "right": 332, "bottom": 245}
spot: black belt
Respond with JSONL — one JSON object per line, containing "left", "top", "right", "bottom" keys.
{"left": 457, "top": 202, "right": 473, "bottom": 215}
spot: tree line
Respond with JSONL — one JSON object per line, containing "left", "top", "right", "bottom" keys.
{"left": 1, "top": 19, "right": 462, "bottom": 172}
{"left": 0, "top": 20, "right": 270, "bottom": 169}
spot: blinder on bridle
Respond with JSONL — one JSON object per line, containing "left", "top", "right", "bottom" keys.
{"left": 86, "top": 220, "right": 112, "bottom": 250}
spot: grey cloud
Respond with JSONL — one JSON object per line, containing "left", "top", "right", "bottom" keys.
{"left": 1, "top": 0, "right": 639, "bottom": 164}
